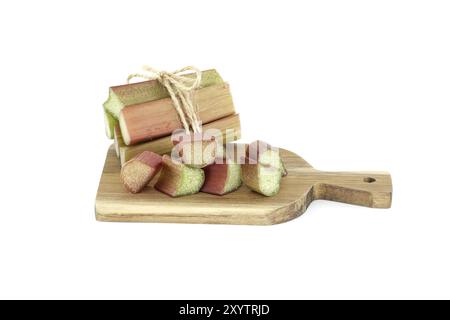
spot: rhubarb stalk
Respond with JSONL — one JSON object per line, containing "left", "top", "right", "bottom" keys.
{"left": 201, "top": 160, "right": 242, "bottom": 195}
{"left": 119, "top": 114, "right": 241, "bottom": 166}
{"left": 119, "top": 83, "right": 235, "bottom": 145}
{"left": 120, "top": 151, "right": 162, "bottom": 193}
{"left": 155, "top": 155, "right": 205, "bottom": 197}
{"left": 104, "top": 69, "right": 223, "bottom": 119}
{"left": 241, "top": 141, "right": 285, "bottom": 196}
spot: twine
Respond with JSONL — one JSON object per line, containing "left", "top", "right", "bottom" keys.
{"left": 127, "top": 66, "right": 202, "bottom": 133}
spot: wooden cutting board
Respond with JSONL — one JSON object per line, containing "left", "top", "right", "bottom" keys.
{"left": 95, "top": 146, "right": 392, "bottom": 225}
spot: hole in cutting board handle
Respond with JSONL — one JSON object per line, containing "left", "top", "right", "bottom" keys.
{"left": 364, "top": 177, "right": 376, "bottom": 183}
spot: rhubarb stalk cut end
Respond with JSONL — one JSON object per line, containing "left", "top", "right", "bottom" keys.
{"left": 224, "top": 163, "right": 242, "bottom": 194}
{"left": 246, "top": 140, "right": 287, "bottom": 177}
{"left": 104, "top": 111, "right": 116, "bottom": 139}
{"left": 242, "top": 143, "right": 284, "bottom": 197}
{"left": 120, "top": 151, "right": 162, "bottom": 193}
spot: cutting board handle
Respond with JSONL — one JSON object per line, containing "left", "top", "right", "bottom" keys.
{"left": 313, "top": 171, "right": 392, "bottom": 208}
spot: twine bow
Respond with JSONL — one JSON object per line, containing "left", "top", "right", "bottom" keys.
{"left": 127, "top": 66, "right": 202, "bottom": 133}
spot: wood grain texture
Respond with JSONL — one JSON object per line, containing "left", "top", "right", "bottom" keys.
{"left": 96, "top": 146, "right": 392, "bottom": 225}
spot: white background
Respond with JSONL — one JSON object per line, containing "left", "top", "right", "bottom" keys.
{"left": 0, "top": 0, "right": 449, "bottom": 299}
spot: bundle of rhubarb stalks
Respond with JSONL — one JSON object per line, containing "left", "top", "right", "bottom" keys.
{"left": 103, "top": 69, "right": 287, "bottom": 197}
{"left": 103, "top": 69, "right": 241, "bottom": 166}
